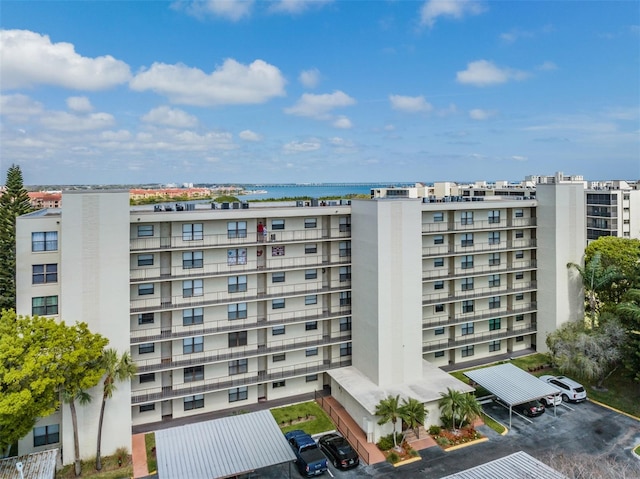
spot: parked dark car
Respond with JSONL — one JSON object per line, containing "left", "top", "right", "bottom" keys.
{"left": 318, "top": 433, "right": 359, "bottom": 470}
{"left": 518, "top": 400, "right": 545, "bottom": 417}
{"left": 284, "top": 430, "right": 328, "bottom": 477}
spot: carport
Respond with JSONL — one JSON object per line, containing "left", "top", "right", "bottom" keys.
{"left": 155, "top": 409, "right": 297, "bottom": 479}
{"left": 464, "top": 363, "right": 561, "bottom": 428}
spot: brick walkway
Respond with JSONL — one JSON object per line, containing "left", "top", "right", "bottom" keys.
{"left": 131, "top": 433, "right": 149, "bottom": 479}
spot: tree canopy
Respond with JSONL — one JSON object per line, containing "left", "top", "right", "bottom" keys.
{"left": 585, "top": 237, "right": 640, "bottom": 303}
{"left": 617, "top": 289, "right": 640, "bottom": 382}
{"left": 0, "top": 310, "right": 107, "bottom": 451}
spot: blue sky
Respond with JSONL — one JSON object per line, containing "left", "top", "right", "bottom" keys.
{"left": 1, "top": 0, "right": 638, "bottom": 185}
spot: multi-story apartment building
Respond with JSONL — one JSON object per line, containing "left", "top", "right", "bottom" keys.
{"left": 14, "top": 180, "right": 586, "bottom": 462}
{"left": 585, "top": 180, "right": 640, "bottom": 241}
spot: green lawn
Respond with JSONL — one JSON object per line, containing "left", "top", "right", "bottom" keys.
{"left": 56, "top": 456, "right": 132, "bottom": 479}
{"left": 481, "top": 412, "right": 506, "bottom": 434}
{"left": 271, "top": 401, "right": 335, "bottom": 435}
{"left": 145, "top": 432, "right": 157, "bottom": 474}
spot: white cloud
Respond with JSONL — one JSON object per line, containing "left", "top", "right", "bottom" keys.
{"left": 536, "top": 61, "right": 557, "bottom": 71}
{"left": 384, "top": 124, "right": 396, "bottom": 131}
{"left": 283, "top": 138, "right": 322, "bottom": 153}
{"left": 469, "top": 108, "right": 497, "bottom": 120}
{"left": 66, "top": 96, "right": 93, "bottom": 113}
{"left": 130, "top": 58, "right": 286, "bottom": 106}
{"left": 141, "top": 106, "right": 198, "bottom": 128}
{"left": 0, "top": 94, "right": 44, "bottom": 118}
{"left": 284, "top": 91, "right": 356, "bottom": 119}
{"left": 333, "top": 116, "right": 352, "bottom": 129}
{"left": 456, "top": 60, "right": 528, "bottom": 87}
{"left": 500, "top": 28, "right": 534, "bottom": 43}
{"left": 40, "top": 111, "right": 115, "bottom": 131}
{"left": 299, "top": 68, "right": 320, "bottom": 88}
{"left": 511, "top": 155, "right": 528, "bottom": 161}
{"left": 268, "top": 0, "right": 333, "bottom": 14}
{"left": 238, "top": 129, "right": 262, "bottom": 141}
{"left": 389, "top": 94, "right": 433, "bottom": 113}
{"left": 0, "top": 29, "right": 131, "bottom": 90}
{"left": 179, "top": 0, "right": 254, "bottom": 21}
{"left": 420, "top": 0, "right": 485, "bottom": 28}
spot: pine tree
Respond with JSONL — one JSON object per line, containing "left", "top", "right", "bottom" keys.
{"left": 0, "top": 165, "right": 33, "bottom": 310}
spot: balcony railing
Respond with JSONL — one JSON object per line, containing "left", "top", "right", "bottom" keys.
{"left": 130, "top": 306, "right": 352, "bottom": 344}
{"left": 134, "top": 332, "right": 352, "bottom": 373}
{"left": 422, "top": 281, "right": 537, "bottom": 305}
{"left": 422, "top": 239, "right": 536, "bottom": 257}
{"left": 422, "top": 302, "right": 538, "bottom": 328}
{"left": 131, "top": 358, "right": 352, "bottom": 405}
{"left": 422, "top": 217, "right": 536, "bottom": 233}
{"left": 422, "top": 259, "right": 536, "bottom": 281}
{"left": 422, "top": 323, "right": 537, "bottom": 352}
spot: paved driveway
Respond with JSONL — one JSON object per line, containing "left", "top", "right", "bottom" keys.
{"left": 263, "top": 400, "right": 640, "bottom": 478}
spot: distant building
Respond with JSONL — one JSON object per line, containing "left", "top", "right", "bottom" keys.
{"left": 28, "top": 192, "right": 62, "bottom": 209}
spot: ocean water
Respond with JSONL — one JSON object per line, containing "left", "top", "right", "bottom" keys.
{"left": 237, "top": 183, "right": 414, "bottom": 200}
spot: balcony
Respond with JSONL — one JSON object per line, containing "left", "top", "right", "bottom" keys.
{"left": 423, "top": 281, "right": 537, "bottom": 305}
{"left": 422, "top": 239, "right": 536, "bottom": 257}
{"left": 422, "top": 217, "right": 536, "bottom": 233}
{"left": 131, "top": 358, "right": 352, "bottom": 405}
{"left": 422, "top": 302, "right": 537, "bottom": 329}
{"left": 422, "top": 323, "right": 537, "bottom": 352}
{"left": 134, "top": 332, "right": 352, "bottom": 373}
{"left": 423, "top": 260, "right": 537, "bottom": 281}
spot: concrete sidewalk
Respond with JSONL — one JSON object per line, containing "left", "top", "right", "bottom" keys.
{"left": 131, "top": 433, "right": 149, "bottom": 479}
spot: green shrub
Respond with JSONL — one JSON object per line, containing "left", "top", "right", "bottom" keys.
{"left": 436, "top": 436, "right": 451, "bottom": 447}
{"left": 428, "top": 425, "right": 441, "bottom": 435}
{"left": 409, "top": 448, "right": 420, "bottom": 457}
{"left": 376, "top": 435, "right": 394, "bottom": 451}
{"left": 387, "top": 452, "right": 400, "bottom": 464}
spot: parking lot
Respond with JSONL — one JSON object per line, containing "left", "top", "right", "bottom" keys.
{"left": 257, "top": 399, "right": 640, "bottom": 478}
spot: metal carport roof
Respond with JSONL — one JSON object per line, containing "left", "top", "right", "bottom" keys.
{"left": 155, "top": 409, "right": 297, "bottom": 479}
{"left": 439, "top": 451, "right": 568, "bottom": 479}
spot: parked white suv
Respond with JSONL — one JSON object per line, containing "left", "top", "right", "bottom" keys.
{"left": 540, "top": 393, "right": 562, "bottom": 407}
{"left": 540, "top": 375, "right": 587, "bottom": 403}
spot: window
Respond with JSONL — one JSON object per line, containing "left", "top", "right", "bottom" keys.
{"left": 340, "top": 291, "right": 351, "bottom": 306}
{"left": 183, "top": 336, "right": 204, "bottom": 354}
{"left": 515, "top": 251, "right": 524, "bottom": 259}
{"left": 489, "top": 318, "right": 501, "bottom": 331}
{"left": 489, "top": 253, "right": 500, "bottom": 266}
{"left": 229, "top": 359, "right": 248, "bottom": 375}
{"left": 434, "top": 212, "right": 444, "bottom": 222}
{"left": 305, "top": 218, "right": 317, "bottom": 228}
{"left": 180, "top": 313, "right": 199, "bottom": 332}
{"left": 272, "top": 219, "right": 285, "bottom": 230}
{"left": 515, "top": 293, "right": 524, "bottom": 301}
{"left": 33, "top": 424, "right": 59, "bottom": 447}
{"left": 138, "top": 343, "right": 154, "bottom": 354}
{"left": 140, "top": 373, "right": 156, "bottom": 383}
{"left": 489, "top": 274, "right": 500, "bottom": 287}
{"left": 229, "top": 387, "right": 248, "bottom": 402}
{"left": 137, "top": 254, "right": 154, "bottom": 267}
{"left": 305, "top": 321, "right": 318, "bottom": 331}
{"left": 461, "top": 345, "right": 474, "bottom": 357}
{"left": 515, "top": 230, "right": 524, "bottom": 239}
{"left": 434, "top": 327, "right": 445, "bottom": 335}
{"left": 273, "top": 353, "right": 286, "bottom": 362}
{"left": 339, "top": 217, "right": 351, "bottom": 232}
{"left": 228, "top": 331, "right": 247, "bottom": 347}
{"left": 138, "top": 284, "right": 154, "bottom": 296}
{"left": 272, "top": 299, "right": 285, "bottom": 309}
{"left": 138, "top": 313, "right": 154, "bottom": 325}
{"left": 305, "top": 269, "right": 317, "bottom": 280}
{"left": 340, "top": 343, "right": 352, "bottom": 357}
{"left": 228, "top": 275, "right": 248, "bottom": 292}
{"left": 271, "top": 246, "right": 285, "bottom": 257}
{"left": 488, "top": 210, "right": 500, "bottom": 224}
{"left": 305, "top": 295, "right": 317, "bottom": 305}
{"left": 461, "top": 278, "right": 474, "bottom": 291}
{"left": 228, "top": 303, "right": 247, "bottom": 320}
{"left": 183, "top": 279, "right": 203, "bottom": 298}
{"left": 435, "top": 281, "right": 444, "bottom": 290}
{"left": 339, "top": 266, "right": 351, "bottom": 282}
{"left": 32, "top": 231, "right": 58, "bottom": 252}
{"left": 515, "top": 209, "right": 524, "bottom": 218}
{"left": 435, "top": 304, "right": 445, "bottom": 313}
{"left": 461, "top": 233, "right": 473, "bottom": 247}
{"left": 489, "top": 340, "right": 501, "bottom": 352}
{"left": 306, "top": 348, "right": 318, "bottom": 357}
{"left": 515, "top": 272, "right": 524, "bottom": 280}
{"left": 462, "top": 300, "right": 474, "bottom": 313}
{"left": 339, "top": 317, "right": 352, "bottom": 331}
{"left": 516, "top": 336, "right": 524, "bottom": 342}
{"left": 184, "top": 394, "right": 204, "bottom": 411}
{"left": 183, "top": 251, "right": 203, "bottom": 269}
{"left": 461, "top": 211, "right": 473, "bottom": 225}
{"left": 434, "top": 351, "right": 445, "bottom": 358}
{"left": 273, "top": 380, "right": 286, "bottom": 388}
{"left": 461, "top": 255, "right": 474, "bottom": 270}
{"left": 434, "top": 235, "right": 444, "bottom": 245}
{"left": 461, "top": 322, "right": 474, "bottom": 335}
{"left": 227, "top": 248, "right": 247, "bottom": 265}
{"left": 183, "top": 223, "right": 203, "bottom": 241}
{"left": 488, "top": 232, "right": 500, "bottom": 245}
{"left": 306, "top": 374, "right": 318, "bottom": 382}
{"left": 339, "top": 241, "right": 351, "bottom": 257}
{"left": 139, "top": 404, "right": 155, "bottom": 412}
{"left": 303, "top": 243, "right": 318, "bottom": 255}
{"left": 227, "top": 221, "right": 247, "bottom": 239}
{"left": 272, "top": 325, "right": 285, "bottom": 335}
{"left": 516, "top": 314, "right": 524, "bottom": 322}
{"left": 32, "top": 264, "right": 57, "bottom": 284}
{"left": 489, "top": 297, "right": 501, "bottom": 309}
{"left": 137, "top": 225, "right": 154, "bottom": 237}
{"left": 32, "top": 296, "right": 58, "bottom": 315}
{"left": 434, "top": 258, "right": 445, "bottom": 267}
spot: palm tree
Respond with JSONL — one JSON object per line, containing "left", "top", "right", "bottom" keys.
{"left": 438, "top": 387, "right": 465, "bottom": 431}
{"left": 63, "top": 388, "right": 92, "bottom": 477}
{"left": 567, "top": 252, "right": 621, "bottom": 322}
{"left": 458, "top": 394, "right": 483, "bottom": 428}
{"left": 399, "top": 397, "right": 427, "bottom": 438}
{"left": 374, "top": 395, "right": 402, "bottom": 449}
{"left": 96, "top": 349, "right": 137, "bottom": 470}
